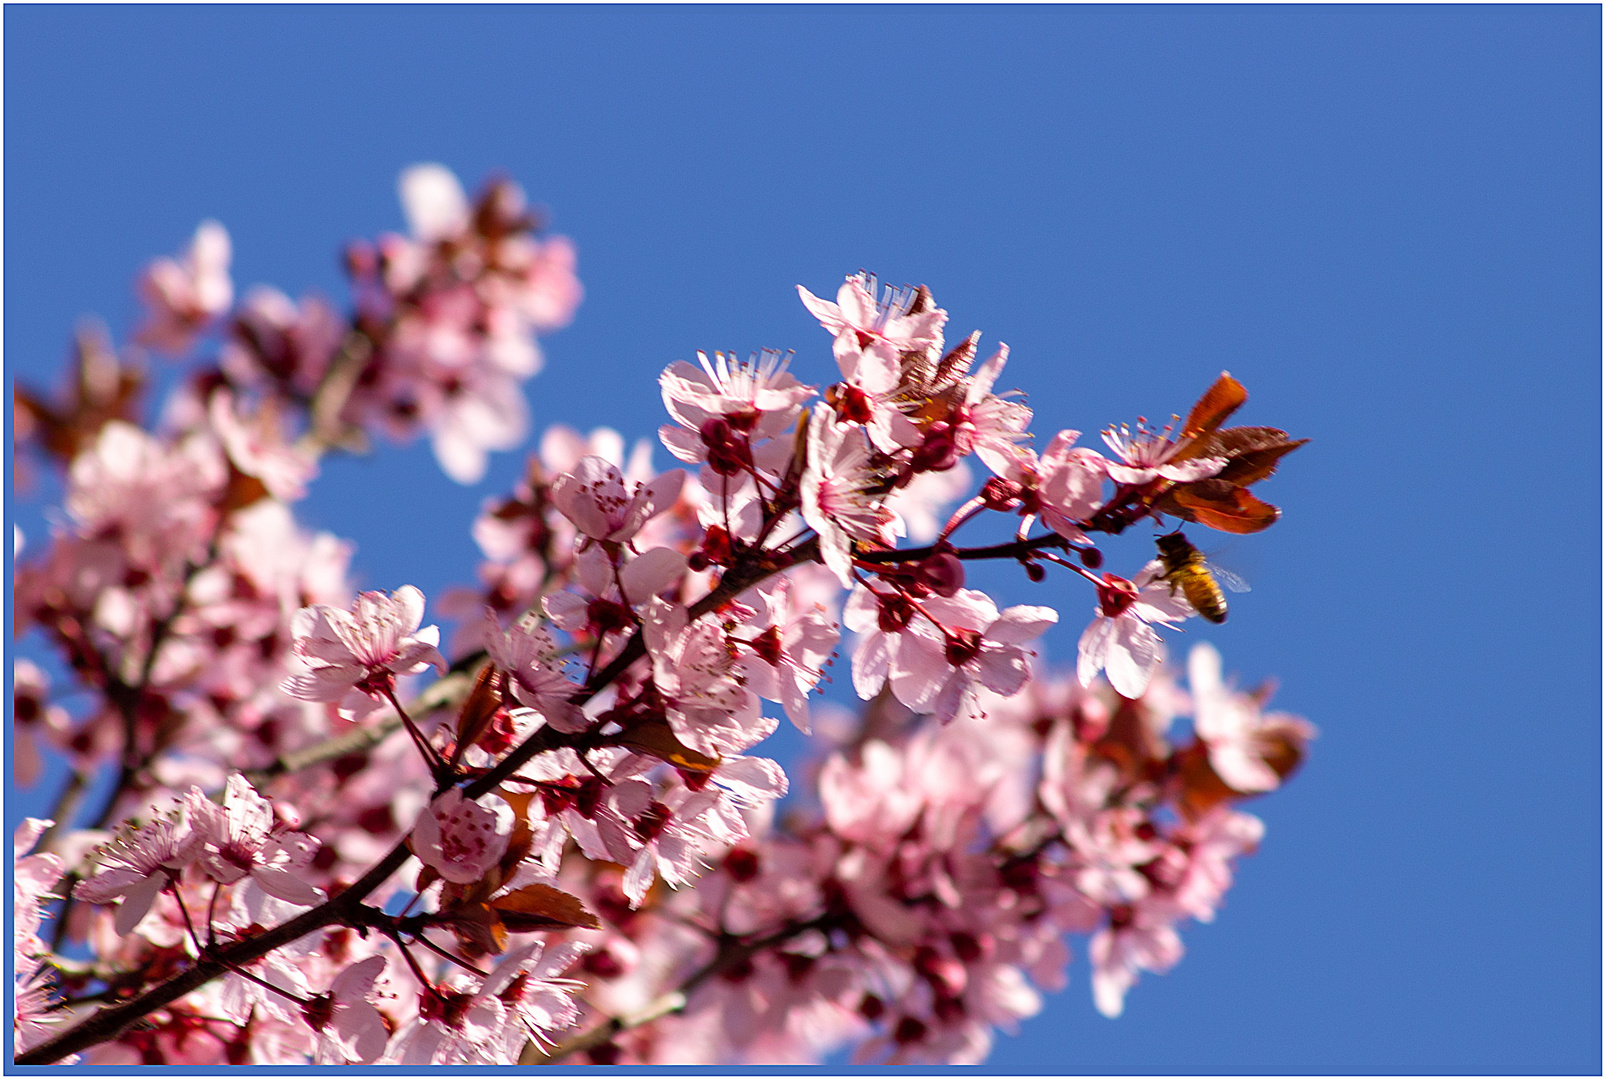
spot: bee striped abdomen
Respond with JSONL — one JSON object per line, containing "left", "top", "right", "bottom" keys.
{"left": 1155, "top": 532, "right": 1229, "bottom": 624}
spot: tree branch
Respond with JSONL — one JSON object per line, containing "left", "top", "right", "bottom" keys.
{"left": 19, "top": 539, "right": 822, "bottom": 1064}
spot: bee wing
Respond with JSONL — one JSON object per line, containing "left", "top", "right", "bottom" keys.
{"left": 1208, "top": 564, "right": 1251, "bottom": 593}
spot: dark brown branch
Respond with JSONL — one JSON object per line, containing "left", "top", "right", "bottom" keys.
{"left": 20, "top": 538, "right": 823, "bottom": 1065}
{"left": 16, "top": 841, "right": 412, "bottom": 1065}
{"left": 853, "top": 531, "right": 1071, "bottom": 566}
{"left": 529, "top": 913, "right": 833, "bottom": 1065}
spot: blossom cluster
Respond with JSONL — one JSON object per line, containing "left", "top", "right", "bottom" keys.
{"left": 12, "top": 168, "right": 1309, "bottom": 1066}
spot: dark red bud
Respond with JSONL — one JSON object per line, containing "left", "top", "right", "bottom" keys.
{"left": 981, "top": 477, "right": 1024, "bottom": 509}
{"left": 918, "top": 552, "right": 965, "bottom": 597}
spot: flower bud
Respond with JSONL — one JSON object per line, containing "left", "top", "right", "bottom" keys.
{"left": 917, "top": 551, "right": 965, "bottom": 597}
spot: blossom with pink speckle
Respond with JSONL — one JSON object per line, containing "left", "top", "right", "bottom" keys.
{"left": 411, "top": 787, "right": 515, "bottom": 885}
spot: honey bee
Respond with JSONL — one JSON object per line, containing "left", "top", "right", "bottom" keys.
{"left": 1154, "top": 532, "right": 1249, "bottom": 624}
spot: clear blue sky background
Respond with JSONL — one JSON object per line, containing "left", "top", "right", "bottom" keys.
{"left": 6, "top": 6, "right": 1600, "bottom": 1073}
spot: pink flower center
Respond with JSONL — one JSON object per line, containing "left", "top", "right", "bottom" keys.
{"left": 1097, "top": 575, "right": 1139, "bottom": 618}
{"left": 834, "top": 384, "right": 875, "bottom": 425}
{"left": 944, "top": 629, "right": 983, "bottom": 667}
{"left": 749, "top": 626, "right": 785, "bottom": 667}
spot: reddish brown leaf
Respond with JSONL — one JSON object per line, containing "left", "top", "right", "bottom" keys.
{"left": 219, "top": 465, "right": 271, "bottom": 514}
{"left": 1174, "top": 744, "right": 1238, "bottom": 822}
{"left": 495, "top": 788, "right": 536, "bottom": 876}
{"left": 1166, "top": 481, "right": 1281, "bottom": 534}
{"left": 440, "top": 900, "right": 509, "bottom": 954}
{"left": 1090, "top": 698, "right": 1168, "bottom": 785}
{"left": 1256, "top": 724, "right": 1311, "bottom": 785}
{"left": 1203, "top": 427, "right": 1310, "bottom": 487}
{"left": 1180, "top": 372, "right": 1247, "bottom": 442}
{"left": 493, "top": 882, "right": 601, "bottom": 931}
{"left": 455, "top": 664, "right": 504, "bottom": 748}
{"left": 610, "top": 717, "right": 721, "bottom": 774}
{"left": 14, "top": 324, "right": 146, "bottom": 464}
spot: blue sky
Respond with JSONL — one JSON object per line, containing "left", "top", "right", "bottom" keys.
{"left": 6, "top": 6, "right": 1600, "bottom": 1073}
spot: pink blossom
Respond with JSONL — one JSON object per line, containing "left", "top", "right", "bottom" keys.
{"left": 309, "top": 955, "right": 391, "bottom": 1065}
{"left": 797, "top": 273, "right": 947, "bottom": 390}
{"left": 411, "top": 787, "right": 515, "bottom": 885}
{"left": 388, "top": 940, "right": 585, "bottom": 1063}
{"left": 187, "top": 775, "right": 325, "bottom": 907}
{"left": 734, "top": 576, "right": 840, "bottom": 734}
{"left": 219, "top": 286, "right": 342, "bottom": 397}
{"left": 597, "top": 778, "right": 716, "bottom": 906}
{"left": 65, "top": 421, "right": 226, "bottom": 568}
{"left": 75, "top": 810, "right": 202, "bottom": 934}
{"left": 15, "top": 819, "right": 64, "bottom": 965}
{"left": 425, "top": 363, "right": 531, "bottom": 485}
{"left": 1188, "top": 642, "right": 1317, "bottom": 794}
{"left": 644, "top": 599, "right": 773, "bottom": 758}
{"left": 843, "top": 585, "right": 913, "bottom": 700}
{"left": 208, "top": 389, "right": 318, "bottom": 503}
{"left": 542, "top": 543, "right": 687, "bottom": 646}
{"left": 551, "top": 456, "right": 685, "bottom": 544}
{"left": 1033, "top": 430, "right": 1108, "bottom": 542}
{"left": 283, "top": 585, "right": 447, "bottom": 719}
{"left": 891, "top": 589, "right": 1057, "bottom": 724}
{"left": 137, "top": 220, "right": 233, "bottom": 354}
{"left": 825, "top": 355, "right": 923, "bottom": 455}
{"left": 13, "top": 660, "right": 71, "bottom": 787}
{"left": 14, "top": 959, "right": 66, "bottom": 1061}
{"left": 947, "top": 345, "right": 1034, "bottom": 478}
{"left": 482, "top": 610, "right": 587, "bottom": 733}
{"left": 506, "top": 233, "right": 584, "bottom": 335}
{"left": 1101, "top": 418, "right": 1225, "bottom": 487}
{"left": 659, "top": 349, "right": 814, "bottom": 472}
{"left": 802, "top": 406, "right": 902, "bottom": 587}
{"left": 819, "top": 740, "right": 925, "bottom": 849}
{"left": 1089, "top": 899, "right": 1184, "bottom": 1018}
{"left": 1160, "top": 807, "right": 1265, "bottom": 924}
{"left": 1076, "top": 565, "right": 1194, "bottom": 699}
{"left": 398, "top": 163, "right": 471, "bottom": 241}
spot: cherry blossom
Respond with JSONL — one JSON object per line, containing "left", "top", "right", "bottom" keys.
{"left": 483, "top": 610, "right": 587, "bottom": 733}
{"left": 411, "top": 787, "right": 516, "bottom": 884}
{"left": 187, "top": 775, "right": 326, "bottom": 907}
{"left": 733, "top": 576, "right": 840, "bottom": 733}
{"left": 659, "top": 349, "right": 814, "bottom": 472}
{"left": 1088, "top": 899, "right": 1184, "bottom": 1019}
{"left": 137, "top": 220, "right": 233, "bottom": 354}
{"left": 1188, "top": 641, "right": 1317, "bottom": 794}
{"left": 208, "top": 389, "right": 318, "bottom": 503}
{"left": 798, "top": 272, "right": 947, "bottom": 390}
{"left": 551, "top": 456, "right": 685, "bottom": 544}
{"left": 75, "top": 810, "right": 202, "bottom": 934}
{"left": 12, "top": 190, "right": 1309, "bottom": 1068}
{"left": 283, "top": 585, "right": 447, "bottom": 719}
{"left": 1076, "top": 565, "right": 1194, "bottom": 699}
{"left": 802, "top": 405, "right": 903, "bottom": 586}
{"left": 644, "top": 598, "right": 773, "bottom": 758}
{"left": 1032, "top": 430, "right": 1108, "bottom": 542}
{"left": 891, "top": 589, "right": 1058, "bottom": 724}
{"left": 1101, "top": 417, "right": 1225, "bottom": 487}
{"left": 307, "top": 955, "right": 391, "bottom": 1065}
{"left": 388, "top": 940, "right": 586, "bottom": 1064}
